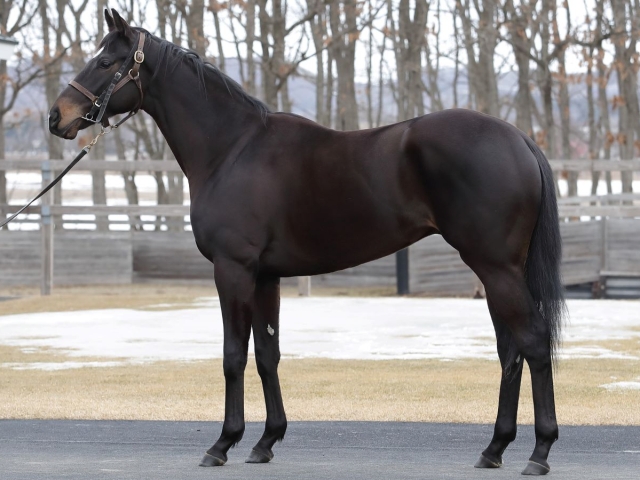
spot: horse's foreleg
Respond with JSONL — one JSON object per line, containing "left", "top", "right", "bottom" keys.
{"left": 200, "top": 260, "right": 254, "bottom": 467}
{"left": 246, "top": 275, "right": 287, "bottom": 463}
{"left": 475, "top": 297, "right": 524, "bottom": 469}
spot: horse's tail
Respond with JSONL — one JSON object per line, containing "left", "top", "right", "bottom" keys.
{"left": 522, "top": 135, "right": 566, "bottom": 364}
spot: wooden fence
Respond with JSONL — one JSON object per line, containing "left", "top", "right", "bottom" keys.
{"left": 0, "top": 158, "right": 638, "bottom": 297}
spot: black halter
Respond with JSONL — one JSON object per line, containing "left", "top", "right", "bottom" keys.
{"left": 69, "top": 32, "right": 146, "bottom": 125}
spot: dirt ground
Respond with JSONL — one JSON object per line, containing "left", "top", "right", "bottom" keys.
{"left": 0, "top": 284, "right": 638, "bottom": 425}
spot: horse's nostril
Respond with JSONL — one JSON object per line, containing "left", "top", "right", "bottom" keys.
{"left": 49, "top": 107, "right": 61, "bottom": 130}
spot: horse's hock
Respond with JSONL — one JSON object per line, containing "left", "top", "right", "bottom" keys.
{"left": 1, "top": 219, "right": 638, "bottom": 297}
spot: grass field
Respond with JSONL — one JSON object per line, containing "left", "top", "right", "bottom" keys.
{"left": 0, "top": 345, "right": 638, "bottom": 425}
{"left": 0, "top": 283, "right": 396, "bottom": 315}
{"left": 0, "top": 285, "right": 638, "bottom": 425}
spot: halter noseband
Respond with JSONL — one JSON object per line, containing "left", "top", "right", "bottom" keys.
{"left": 69, "top": 32, "right": 146, "bottom": 125}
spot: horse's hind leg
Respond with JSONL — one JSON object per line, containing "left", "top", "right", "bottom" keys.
{"left": 246, "top": 275, "right": 287, "bottom": 463}
{"left": 475, "top": 297, "right": 524, "bottom": 468}
{"left": 473, "top": 265, "right": 558, "bottom": 475}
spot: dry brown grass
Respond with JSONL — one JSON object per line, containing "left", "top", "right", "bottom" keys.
{"left": 0, "top": 344, "right": 638, "bottom": 425}
{"left": 0, "top": 284, "right": 396, "bottom": 316}
{"left": 0, "top": 284, "right": 215, "bottom": 315}
{"left": 1, "top": 285, "right": 637, "bottom": 424}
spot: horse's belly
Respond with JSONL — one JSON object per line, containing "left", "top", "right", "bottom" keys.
{"left": 260, "top": 205, "right": 436, "bottom": 277}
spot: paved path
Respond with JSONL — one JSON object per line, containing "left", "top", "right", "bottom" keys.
{"left": 1, "top": 421, "right": 638, "bottom": 479}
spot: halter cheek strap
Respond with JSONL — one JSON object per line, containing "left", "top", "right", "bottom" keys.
{"left": 69, "top": 32, "right": 146, "bottom": 125}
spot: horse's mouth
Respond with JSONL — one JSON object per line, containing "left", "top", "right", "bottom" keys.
{"left": 52, "top": 117, "right": 91, "bottom": 140}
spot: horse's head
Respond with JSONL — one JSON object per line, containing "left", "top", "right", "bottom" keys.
{"left": 49, "top": 9, "right": 146, "bottom": 139}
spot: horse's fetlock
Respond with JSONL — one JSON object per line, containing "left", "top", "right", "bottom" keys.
{"left": 222, "top": 424, "right": 245, "bottom": 444}
{"left": 536, "top": 424, "right": 558, "bottom": 440}
{"left": 265, "top": 417, "right": 287, "bottom": 440}
{"left": 495, "top": 424, "right": 517, "bottom": 444}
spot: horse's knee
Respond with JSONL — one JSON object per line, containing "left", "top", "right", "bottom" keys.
{"left": 223, "top": 352, "right": 248, "bottom": 380}
{"left": 255, "top": 347, "right": 280, "bottom": 378}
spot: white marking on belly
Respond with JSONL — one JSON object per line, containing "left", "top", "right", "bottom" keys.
{"left": 267, "top": 324, "right": 275, "bottom": 336}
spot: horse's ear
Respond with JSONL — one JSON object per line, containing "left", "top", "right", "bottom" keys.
{"left": 105, "top": 8, "right": 115, "bottom": 32}
{"left": 111, "top": 9, "right": 134, "bottom": 39}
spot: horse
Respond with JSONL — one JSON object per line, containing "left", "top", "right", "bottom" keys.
{"left": 49, "top": 9, "right": 565, "bottom": 475}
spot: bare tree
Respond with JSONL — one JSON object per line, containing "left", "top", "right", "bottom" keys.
{"left": 329, "top": 0, "right": 359, "bottom": 129}
{"left": 178, "top": 0, "right": 206, "bottom": 56}
{"left": 456, "top": 0, "right": 500, "bottom": 116}
{"left": 39, "top": 0, "right": 67, "bottom": 223}
{"left": 503, "top": 0, "right": 538, "bottom": 136}
{"left": 307, "top": 0, "right": 331, "bottom": 125}
{"left": 610, "top": 0, "right": 639, "bottom": 193}
{"left": 423, "top": 0, "right": 443, "bottom": 112}
{"left": 387, "top": 0, "right": 428, "bottom": 121}
{"left": 0, "top": 0, "right": 40, "bottom": 214}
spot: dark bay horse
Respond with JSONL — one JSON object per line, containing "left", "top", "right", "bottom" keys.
{"left": 49, "top": 9, "right": 565, "bottom": 475}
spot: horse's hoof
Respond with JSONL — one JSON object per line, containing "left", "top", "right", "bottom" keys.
{"left": 521, "top": 460, "right": 550, "bottom": 475}
{"left": 199, "top": 452, "right": 226, "bottom": 467}
{"left": 245, "top": 448, "right": 273, "bottom": 463}
{"left": 474, "top": 454, "right": 502, "bottom": 468}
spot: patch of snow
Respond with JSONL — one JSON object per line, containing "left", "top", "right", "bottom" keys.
{"left": 0, "top": 298, "right": 637, "bottom": 370}
{"left": 1, "top": 361, "right": 129, "bottom": 371}
{"left": 600, "top": 380, "right": 640, "bottom": 391}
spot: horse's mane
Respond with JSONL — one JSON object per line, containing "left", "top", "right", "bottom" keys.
{"left": 99, "top": 28, "right": 271, "bottom": 121}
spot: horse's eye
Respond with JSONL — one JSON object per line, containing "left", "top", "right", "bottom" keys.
{"left": 98, "top": 59, "right": 112, "bottom": 69}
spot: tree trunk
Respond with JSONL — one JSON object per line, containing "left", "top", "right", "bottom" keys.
{"left": 596, "top": 46, "right": 613, "bottom": 194}
{"left": 390, "top": 0, "right": 428, "bottom": 120}
{"left": 0, "top": 61, "right": 6, "bottom": 219}
{"left": 329, "top": 0, "right": 359, "bottom": 130}
{"left": 246, "top": 0, "right": 257, "bottom": 95}
{"left": 504, "top": 0, "right": 535, "bottom": 135}
{"left": 456, "top": 0, "right": 499, "bottom": 116}
{"left": 186, "top": 0, "right": 206, "bottom": 56}
{"left": 308, "top": 0, "right": 327, "bottom": 125}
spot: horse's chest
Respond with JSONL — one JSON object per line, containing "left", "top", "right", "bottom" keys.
{"left": 189, "top": 192, "right": 265, "bottom": 264}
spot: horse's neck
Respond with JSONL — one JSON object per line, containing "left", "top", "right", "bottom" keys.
{"left": 142, "top": 60, "right": 263, "bottom": 195}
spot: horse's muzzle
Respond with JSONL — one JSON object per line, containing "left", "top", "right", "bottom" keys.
{"left": 48, "top": 105, "right": 61, "bottom": 132}
{"left": 48, "top": 106, "right": 86, "bottom": 140}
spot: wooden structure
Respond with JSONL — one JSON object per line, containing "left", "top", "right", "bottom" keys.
{"left": 0, "top": 158, "right": 638, "bottom": 297}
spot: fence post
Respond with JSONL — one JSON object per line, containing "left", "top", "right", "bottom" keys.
{"left": 41, "top": 161, "right": 53, "bottom": 296}
{"left": 396, "top": 248, "right": 410, "bottom": 295}
{"left": 298, "top": 276, "right": 311, "bottom": 296}
{"left": 601, "top": 217, "right": 609, "bottom": 273}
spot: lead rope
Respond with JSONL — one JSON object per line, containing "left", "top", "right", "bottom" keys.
{"left": 0, "top": 112, "right": 136, "bottom": 229}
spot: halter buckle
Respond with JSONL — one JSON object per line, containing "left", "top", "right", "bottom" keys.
{"left": 134, "top": 51, "right": 144, "bottom": 63}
